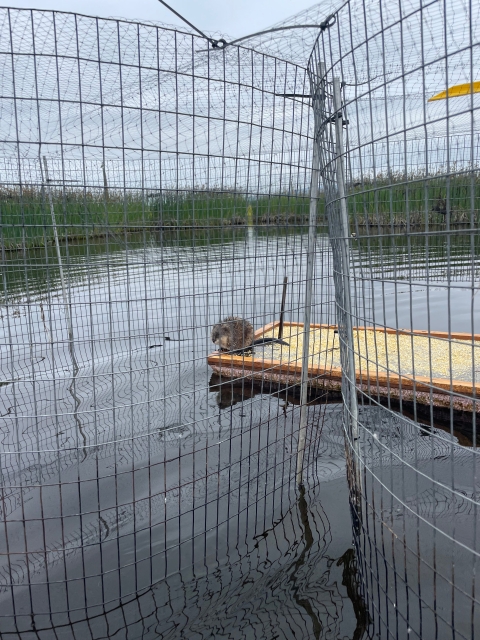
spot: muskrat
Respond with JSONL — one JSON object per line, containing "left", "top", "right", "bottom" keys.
{"left": 211, "top": 316, "right": 289, "bottom": 354}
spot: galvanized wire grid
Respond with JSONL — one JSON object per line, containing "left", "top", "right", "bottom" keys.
{"left": 0, "top": 8, "right": 339, "bottom": 634}
{"left": 1, "top": 1, "right": 479, "bottom": 638}
{"left": 312, "top": 0, "right": 480, "bottom": 638}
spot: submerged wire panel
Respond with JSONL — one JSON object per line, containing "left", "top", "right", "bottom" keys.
{"left": 0, "top": 8, "right": 340, "bottom": 635}
{"left": 312, "top": 0, "right": 480, "bottom": 638}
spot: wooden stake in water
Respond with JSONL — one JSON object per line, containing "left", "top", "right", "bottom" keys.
{"left": 278, "top": 276, "right": 288, "bottom": 341}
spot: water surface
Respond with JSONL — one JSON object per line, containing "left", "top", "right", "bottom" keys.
{"left": 0, "top": 227, "right": 478, "bottom": 639}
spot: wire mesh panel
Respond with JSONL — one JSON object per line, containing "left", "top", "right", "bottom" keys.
{"left": 0, "top": 8, "right": 343, "bottom": 635}
{"left": 2, "top": 2, "right": 479, "bottom": 638}
{"left": 311, "top": 0, "right": 480, "bottom": 637}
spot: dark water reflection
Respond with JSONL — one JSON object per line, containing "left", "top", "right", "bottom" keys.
{"left": 1, "top": 403, "right": 369, "bottom": 639}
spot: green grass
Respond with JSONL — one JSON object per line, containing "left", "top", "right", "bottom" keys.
{"left": 1, "top": 170, "right": 479, "bottom": 250}
{"left": 0, "top": 187, "right": 314, "bottom": 250}
{"left": 0, "top": 187, "right": 153, "bottom": 249}
{"left": 152, "top": 190, "right": 313, "bottom": 225}
{"left": 346, "top": 170, "right": 480, "bottom": 226}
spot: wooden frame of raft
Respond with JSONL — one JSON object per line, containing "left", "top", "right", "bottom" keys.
{"left": 207, "top": 322, "right": 480, "bottom": 413}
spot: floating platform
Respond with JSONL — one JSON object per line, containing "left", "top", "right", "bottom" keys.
{"left": 207, "top": 322, "right": 480, "bottom": 414}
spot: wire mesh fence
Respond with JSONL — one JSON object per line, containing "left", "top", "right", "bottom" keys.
{"left": 312, "top": 0, "right": 480, "bottom": 638}
{"left": 0, "top": 1, "right": 479, "bottom": 638}
{"left": 0, "top": 7, "right": 340, "bottom": 637}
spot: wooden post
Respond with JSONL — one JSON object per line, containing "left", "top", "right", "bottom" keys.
{"left": 278, "top": 276, "right": 288, "bottom": 340}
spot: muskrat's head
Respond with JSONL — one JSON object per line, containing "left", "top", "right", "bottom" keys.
{"left": 211, "top": 322, "right": 231, "bottom": 351}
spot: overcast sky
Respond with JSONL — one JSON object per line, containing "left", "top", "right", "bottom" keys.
{"left": 3, "top": 1, "right": 317, "bottom": 38}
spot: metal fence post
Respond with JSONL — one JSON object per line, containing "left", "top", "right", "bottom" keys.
{"left": 296, "top": 63, "right": 324, "bottom": 487}
{"left": 332, "top": 77, "right": 361, "bottom": 504}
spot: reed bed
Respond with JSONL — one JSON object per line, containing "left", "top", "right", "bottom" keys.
{"left": 1, "top": 169, "right": 479, "bottom": 249}
{"left": 346, "top": 169, "right": 480, "bottom": 228}
{"left": 0, "top": 187, "right": 312, "bottom": 250}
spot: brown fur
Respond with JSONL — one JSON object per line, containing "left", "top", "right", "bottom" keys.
{"left": 211, "top": 316, "right": 254, "bottom": 352}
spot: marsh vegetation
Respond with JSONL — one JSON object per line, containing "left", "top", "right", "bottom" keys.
{"left": 0, "top": 169, "right": 479, "bottom": 250}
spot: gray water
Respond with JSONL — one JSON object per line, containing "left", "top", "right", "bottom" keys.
{"left": 0, "top": 228, "right": 478, "bottom": 639}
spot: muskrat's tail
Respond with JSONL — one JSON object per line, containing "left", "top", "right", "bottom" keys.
{"left": 222, "top": 337, "right": 289, "bottom": 355}
{"left": 252, "top": 338, "right": 289, "bottom": 347}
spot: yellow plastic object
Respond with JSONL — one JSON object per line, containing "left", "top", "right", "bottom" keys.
{"left": 428, "top": 81, "right": 480, "bottom": 102}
